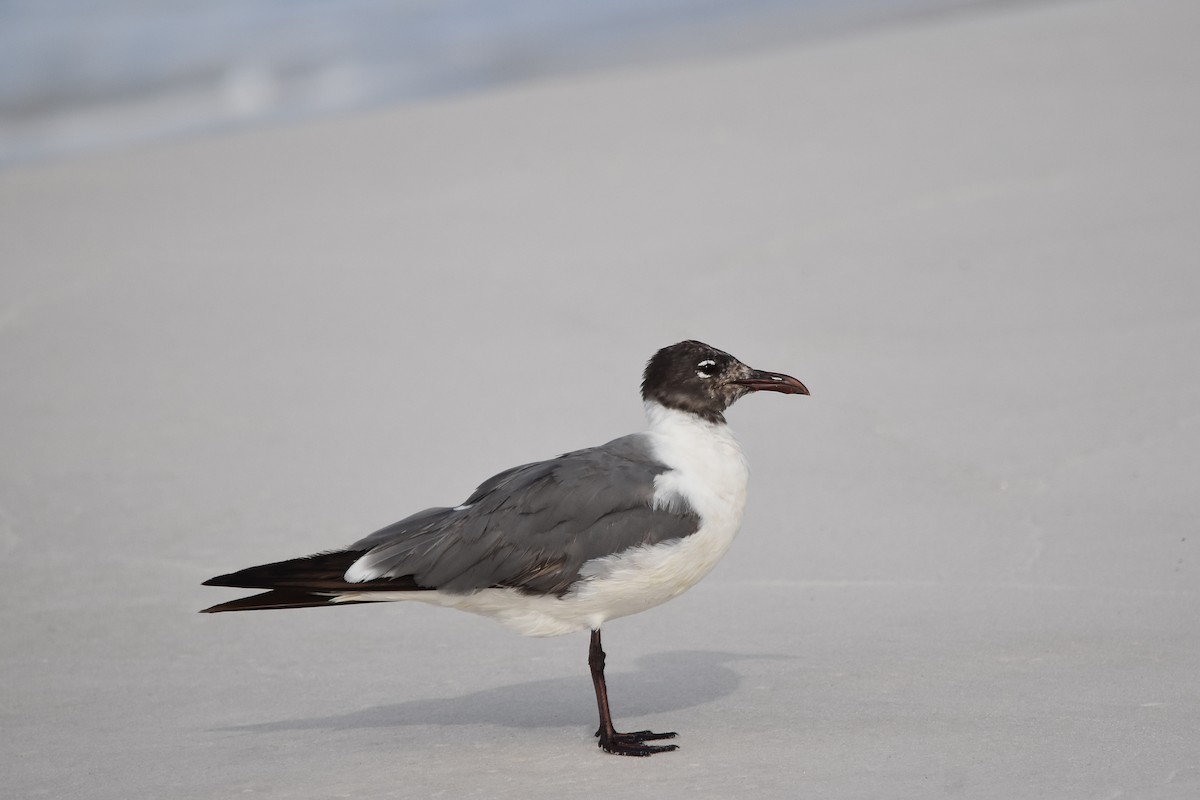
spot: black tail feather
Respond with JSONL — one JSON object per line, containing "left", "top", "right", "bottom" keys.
{"left": 203, "top": 550, "right": 428, "bottom": 592}
{"left": 201, "top": 550, "right": 430, "bottom": 613}
{"left": 201, "top": 589, "right": 378, "bottom": 613}
{"left": 202, "top": 550, "right": 368, "bottom": 590}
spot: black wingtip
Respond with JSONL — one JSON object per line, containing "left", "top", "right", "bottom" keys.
{"left": 199, "top": 588, "right": 367, "bottom": 613}
{"left": 200, "top": 550, "right": 372, "bottom": 590}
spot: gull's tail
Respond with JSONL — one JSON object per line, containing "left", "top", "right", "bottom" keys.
{"left": 200, "top": 550, "right": 425, "bottom": 613}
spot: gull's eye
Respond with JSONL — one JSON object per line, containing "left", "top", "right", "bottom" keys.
{"left": 696, "top": 359, "right": 718, "bottom": 378}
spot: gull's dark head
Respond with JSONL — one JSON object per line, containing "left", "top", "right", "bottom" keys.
{"left": 641, "top": 340, "right": 809, "bottom": 424}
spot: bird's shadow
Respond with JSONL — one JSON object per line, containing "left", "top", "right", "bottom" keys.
{"left": 224, "top": 649, "right": 789, "bottom": 733}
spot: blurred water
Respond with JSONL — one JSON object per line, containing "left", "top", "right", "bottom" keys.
{"left": 0, "top": 0, "right": 1001, "bottom": 166}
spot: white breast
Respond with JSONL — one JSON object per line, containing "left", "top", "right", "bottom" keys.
{"left": 643, "top": 401, "right": 750, "bottom": 524}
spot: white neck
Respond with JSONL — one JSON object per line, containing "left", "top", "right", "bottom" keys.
{"left": 643, "top": 401, "right": 749, "bottom": 521}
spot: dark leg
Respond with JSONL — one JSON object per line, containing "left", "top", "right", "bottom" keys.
{"left": 588, "top": 628, "right": 678, "bottom": 756}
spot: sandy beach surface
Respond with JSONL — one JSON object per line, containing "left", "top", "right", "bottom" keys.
{"left": 3, "top": 0, "right": 1199, "bottom": 797}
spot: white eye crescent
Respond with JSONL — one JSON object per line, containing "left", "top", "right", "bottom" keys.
{"left": 696, "top": 359, "right": 718, "bottom": 378}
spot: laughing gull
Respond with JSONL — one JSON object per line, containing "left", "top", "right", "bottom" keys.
{"left": 202, "top": 340, "right": 808, "bottom": 756}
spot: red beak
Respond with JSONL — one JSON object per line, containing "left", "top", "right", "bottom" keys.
{"left": 731, "top": 369, "right": 810, "bottom": 396}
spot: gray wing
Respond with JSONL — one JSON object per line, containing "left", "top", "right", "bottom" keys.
{"left": 347, "top": 434, "right": 700, "bottom": 595}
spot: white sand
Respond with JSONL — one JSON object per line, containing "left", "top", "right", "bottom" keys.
{"left": 3, "top": 0, "right": 1199, "bottom": 797}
